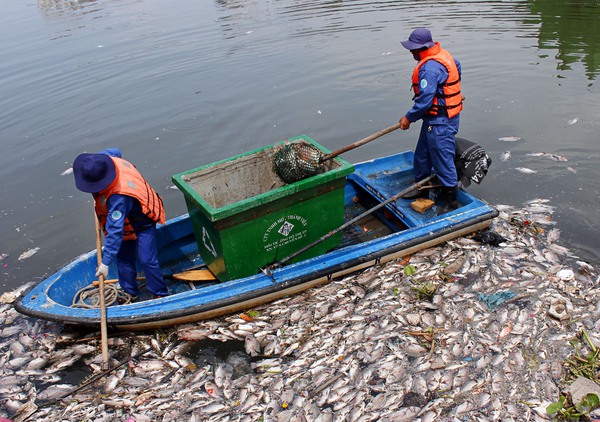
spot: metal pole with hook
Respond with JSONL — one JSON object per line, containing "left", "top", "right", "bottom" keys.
{"left": 264, "top": 175, "right": 435, "bottom": 274}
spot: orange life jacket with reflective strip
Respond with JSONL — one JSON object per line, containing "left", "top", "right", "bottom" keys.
{"left": 411, "top": 43, "right": 463, "bottom": 118}
{"left": 94, "top": 157, "right": 165, "bottom": 241}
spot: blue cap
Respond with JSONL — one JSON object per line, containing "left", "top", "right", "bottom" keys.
{"left": 401, "top": 28, "right": 435, "bottom": 50}
{"left": 73, "top": 153, "right": 116, "bottom": 193}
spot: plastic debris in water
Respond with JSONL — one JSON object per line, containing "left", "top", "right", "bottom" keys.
{"left": 498, "top": 136, "right": 521, "bottom": 142}
{"left": 478, "top": 291, "right": 516, "bottom": 310}
{"left": 471, "top": 230, "right": 507, "bottom": 247}
{"left": 515, "top": 167, "right": 537, "bottom": 174}
{"left": 18, "top": 247, "right": 40, "bottom": 261}
{"left": 556, "top": 268, "right": 575, "bottom": 281}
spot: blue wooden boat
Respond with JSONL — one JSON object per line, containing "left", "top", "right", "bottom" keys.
{"left": 15, "top": 151, "right": 498, "bottom": 330}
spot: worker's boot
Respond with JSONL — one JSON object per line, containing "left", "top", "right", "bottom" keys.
{"left": 403, "top": 187, "right": 430, "bottom": 200}
{"left": 434, "top": 185, "right": 460, "bottom": 215}
{"left": 403, "top": 176, "right": 440, "bottom": 199}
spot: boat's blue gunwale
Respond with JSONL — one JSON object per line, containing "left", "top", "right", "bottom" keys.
{"left": 15, "top": 204, "right": 498, "bottom": 328}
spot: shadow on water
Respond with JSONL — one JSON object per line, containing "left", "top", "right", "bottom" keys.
{"left": 180, "top": 338, "right": 254, "bottom": 376}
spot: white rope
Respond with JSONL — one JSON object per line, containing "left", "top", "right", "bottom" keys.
{"left": 71, "top": 284, "right": 135, "bottom": 308}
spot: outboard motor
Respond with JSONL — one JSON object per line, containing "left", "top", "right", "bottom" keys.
{"left": 454, "top": 137, "right": 492, "bottom": 188}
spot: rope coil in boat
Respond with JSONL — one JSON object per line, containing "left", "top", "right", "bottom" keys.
{"left": 71, "top": 283, "right": 136, "bottom": 308}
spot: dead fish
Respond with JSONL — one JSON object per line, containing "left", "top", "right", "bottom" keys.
{"left": 500, "top": 151, "right": 511, "bottom": 161}
{"left": 18, "top": 247, "right": 40, "bottom": 261}
{"left": 46, "top": 355, "right": 82, "bottom": 373}
{"left": 24, "top": 356, "right": 49, "bottom": 370}
{"left": 244, "top": 335, "right": 261, "bottom": 357}
{"left": 37, "top": 384, "right": 75, "bottom": 401}
{"left": 104, "top": 374, "right": 121, "bottom": 392}
{"left": 526, "top": 152, "right": 568, "bottom": 162}
{"left": 23, "top": 371, "right": 61, "bottom": 384}
{"left": 71, "top": 344, "right": 97, "bottom": 355}
{"left": 133, "top": 359, "right": 168, "bottom": 373}
{"left": 515, "top": 167, "right": 537, "bottom": 174}
{"left": 546, "top": 228, "right": 560, "bottom": 243}
{"left": 1, "top": 195, "right": 598, "bottom": 422}
{"left": 204, "top": 381, "right": 222, "bottom": 398}
{"left": 498, "top": 136, "right": 521, "bottom": 142}
{"left": 177, "top": 327, "right": 215, "bottom": 341}
{"left": 60, "top": 168, "right": 73, "bottom": 176}
{"left": 567, "top": 117, "right": 579, "bottom": 125}
{"left": 2, "top": 325, "right": 24, "bottom": 337}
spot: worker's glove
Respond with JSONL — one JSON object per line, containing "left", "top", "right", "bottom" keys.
{"left": 95, "top": 263, "right": 109, "bottom": 279}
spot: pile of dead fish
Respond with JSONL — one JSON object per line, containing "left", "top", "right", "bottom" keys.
{"left": 1, "top": 199, "right": 599, "bottom": 421}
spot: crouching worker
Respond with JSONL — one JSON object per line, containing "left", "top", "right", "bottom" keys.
{"left": 73, "top": 148, "right": 169, "bottom": 300}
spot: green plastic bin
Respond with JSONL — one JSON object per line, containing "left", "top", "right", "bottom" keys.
{"left": 171, "top": 135, "right": 355, "bottom": 281}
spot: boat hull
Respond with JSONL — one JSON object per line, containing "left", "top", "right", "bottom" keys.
{"left": 15, "top": 151, "right": 498, "bottom": 330}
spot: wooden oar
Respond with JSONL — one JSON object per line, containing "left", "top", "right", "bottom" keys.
{"left": 93, "top": 210, "right": 110, "bottom": 370}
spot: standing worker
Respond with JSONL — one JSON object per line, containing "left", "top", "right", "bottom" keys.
{"left": 399, "top": 28, "right": 463, "bottom": 212}
{"left": 73, "top": 148, "right": 169, "bottom": 300}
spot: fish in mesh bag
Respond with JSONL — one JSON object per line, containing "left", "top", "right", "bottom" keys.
{"left": 273, "top": 123, "right": 403, "bottom": 184}
{"left": 273, "top": 141, "right": 325, "bottom": 184}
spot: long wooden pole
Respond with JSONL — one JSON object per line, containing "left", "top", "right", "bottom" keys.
{"left": 94, "top": 208, "right": 110, "bottom": 369}
{"left": 319, "top": 122, "right": 402, "bottom": 163}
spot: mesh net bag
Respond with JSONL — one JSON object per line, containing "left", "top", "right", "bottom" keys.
{"left": 273, "top": 142, "right": 325, "bottom": 184}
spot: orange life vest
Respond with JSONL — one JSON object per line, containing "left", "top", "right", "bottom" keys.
{"left": 94, "top": 157, "right": 165, "bottom": 241}
{"left": 411, "top": 42, "right": 463, "bottom": 118}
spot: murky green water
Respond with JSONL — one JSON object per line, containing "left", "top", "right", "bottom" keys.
{"left": 1, "top": 0, "right": 598, "bottom": 293}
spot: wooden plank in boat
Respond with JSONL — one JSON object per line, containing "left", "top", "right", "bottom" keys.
{"left": 172, "top": 269, "right": 217, "bottom": 282}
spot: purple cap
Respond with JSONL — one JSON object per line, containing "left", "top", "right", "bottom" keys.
{"left": 401, "top": 28, "right": 435, "bottom": 50}
{"left": 73, "top": 153, "right": 116, "bottom": 193}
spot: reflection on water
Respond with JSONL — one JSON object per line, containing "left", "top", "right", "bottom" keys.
{"left": 528, "top": 0, "right": 600, "bottom": 80}
{"left": 0, "top": 0, "right": 598, "bottom": 295}
{"left": 37, "top": 0, "right": 100, "bottom": 19}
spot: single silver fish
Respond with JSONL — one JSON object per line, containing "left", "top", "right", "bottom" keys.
{"left": 18, "top": 247, "right": 40, "bottom": 261}
{"left": 36, "top": 384, "right": 75, "bottom": 401}
{"left": 500, "top": 151, "right": 511, "bottom": 161}
{"left": 515, "top": 167, "right": 537, "bottom": 174}
{"left": 498, "top": 136, "right": 522, "bottom": 142}
{"left": 527, "top": 152, "right": 568, "bottom": 162}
